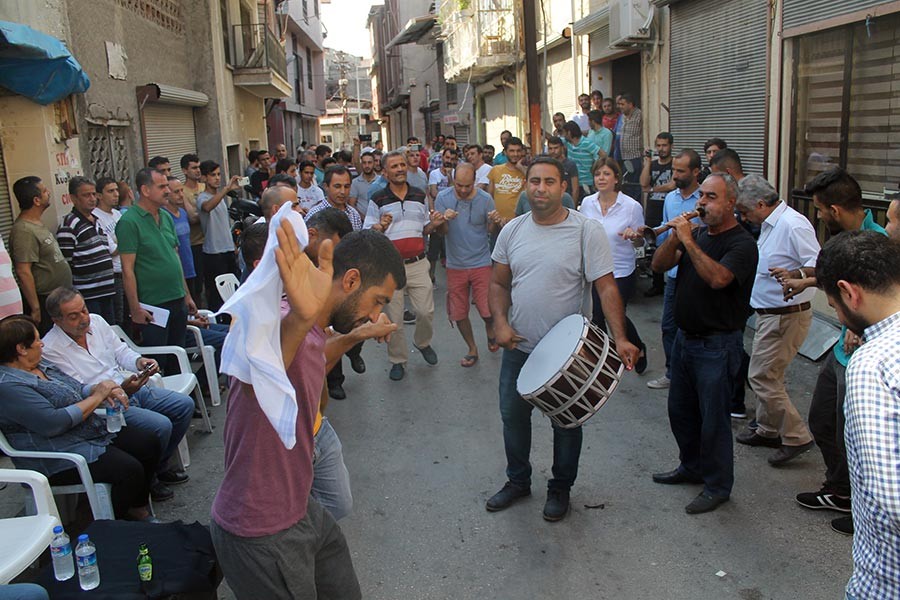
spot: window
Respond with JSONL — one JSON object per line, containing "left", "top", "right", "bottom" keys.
{"left": 302, "top": 0, "right": 308, "bottom": 22}
{"left": 792, "top": 13, "right": 900, "bottom": 200}
{"left": 295, "top": 54, "right": 304, "bottom": 104}
{"left": 306, "top": 47, "right": 313, "bottom": 89}
{"left": 220, "top": 0, "right": 231, "bottom": 64}
{"left": 314, "top": 0, "right": 319, "bottom": 18}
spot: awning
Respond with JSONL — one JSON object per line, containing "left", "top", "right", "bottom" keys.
{"left": 386, "top": 14, "right": 437, "bottom": 49}
{"left": 573, "top": 7, "right": 611, "bottom": 36}
{"left": 136, "top": 83, "right": 209, "bottom": 107}
{"left": 0, "top": 21, "right": 90, "bottom": 105}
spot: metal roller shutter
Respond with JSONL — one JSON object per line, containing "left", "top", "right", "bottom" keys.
{"left": 453, "top": 124, "right": 470, "bottom": 146}
{"left": 142, "top": 103, "right": 198, "bottom": 180}
{"left": 669, "top": 0, "right": 768, "bottom": 174}
{"left": 0, "top": 142, "right": 12, "bottom": 242}
{"left": 784, "top": 0, "right": 893, "bottom": 32}
{"left": 484, "top": 89, "right": 510, "bottom": 148}
{"left": 547, "top": 44, "right": 576, "bottom": 119}
{"left": 590, "top": 24, "right": 618, "bottom": 63}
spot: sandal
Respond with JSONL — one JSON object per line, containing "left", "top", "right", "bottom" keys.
{"left": 487, "top": 338, "right": 500, "bottom": 353}
{"left": 460, "top": 354, "right": 479, "bottom": 368}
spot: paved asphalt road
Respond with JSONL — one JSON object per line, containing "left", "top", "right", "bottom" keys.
{"left": 2, "top": 272, "right": 852, "bottom": 599}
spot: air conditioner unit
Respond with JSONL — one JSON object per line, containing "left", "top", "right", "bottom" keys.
{"left": 609, "top": 0, "right": 653, "bottom": 48}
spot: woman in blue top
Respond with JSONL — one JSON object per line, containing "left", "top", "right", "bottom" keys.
{"left": 0, "top": 315, "right": 160, "bottom": 520}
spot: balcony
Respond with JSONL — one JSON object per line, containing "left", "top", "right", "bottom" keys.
{"left": 438, "top": 0, "right": 519, "bottom": 83}
{"left": 229, "top": 24, "right": 293, "bottom": 98}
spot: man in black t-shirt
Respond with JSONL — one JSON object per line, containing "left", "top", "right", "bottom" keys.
{"left": 640, "top": 132, "right": 675, "bottom": 296}
{"left": 649, "top": 172, "right": 758, "bottom": 515}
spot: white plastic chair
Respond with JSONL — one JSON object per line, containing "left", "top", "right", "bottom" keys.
{"left": 0, "top": 430, "right": 113, "bottom": 522}
{"left": 184, "top": 324, "right": 222, "bottom": 408}
{"left": 215, "top": 273, "right": 240, "bottom": 303}
{"left": 110, "top": 325, "right": 212, "bottom": 434}
{"left": 0, "top": 468, "right": 60, "bottom": 583}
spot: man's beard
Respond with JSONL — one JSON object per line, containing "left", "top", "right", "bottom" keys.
{"left": 834, "top": 293, "right": 870, "bottom": 336}
{"left": 674, "top": 177, "right": 692, "bottom": 190}
{"left": 331, "top": 289, "right": 363, "bottom": 334}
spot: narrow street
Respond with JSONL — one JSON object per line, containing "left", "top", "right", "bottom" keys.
{"left": 138, "top": 273, "right": 849, "bottom": 599}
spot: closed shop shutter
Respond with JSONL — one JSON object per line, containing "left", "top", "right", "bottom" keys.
{"left": 142, "top": 103, "right": 197, "bottom": 180}
{"left": 453, "top": 124, "right": 470, "bottom": 146}
{"left": 547, "top": 44, "right": 576, "bottom": 118}
{"left": 669, "top": 0, "right": 768, "bottom": 174}
{"left": 589, "top": 24, "right": 618, "bottom": 63}
{"left": 784, "top": 0, "right": 893, "bottom": 32}
{"left": 0, "top": 142, "right": 12, "bottom": 242}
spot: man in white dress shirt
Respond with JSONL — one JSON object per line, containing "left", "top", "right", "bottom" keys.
{"left": 733, "top": 175, "right": 821, "bottom": 465}
{"left": 42, "top": 286, "right": 194, "bottom": 499}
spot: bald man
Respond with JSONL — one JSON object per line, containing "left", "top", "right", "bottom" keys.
{"left": 257, "top": 185, "right": 295, "bottom": 222}
{"left": 886, "top": 198, "right": 900, "bottom": 240}
{"left": 433, "top": 163, "right": 500, "bottom": 366}
{"left": 274, "top": 143, "right": 288, "bottom": 161}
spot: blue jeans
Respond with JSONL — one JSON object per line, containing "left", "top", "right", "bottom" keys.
{"left": 667, "top": 329, "right": 743, "bottom": 498}
{"left": 126, "top": 385, "right": 194, "bottom": 472}
{"left": 499, "top": 349, "right": 582, "bottom": 491}
{"left": 85, "top": 295, "right": 115, "bottom": 326}
{"left": 311, "top": 417, "right": 353, "bottom": 521}
{"left": 662, "top": 276, "right": 678, "bottom": 378}
{"left": 0, "top": 584, "right": 49, "bottom": 600}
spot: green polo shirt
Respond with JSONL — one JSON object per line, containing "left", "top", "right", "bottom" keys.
{"left": 833, "top": 209, "right": 886, "bottom": 367}
{"left": 115, "top": 203, "right": 185, "bottom": 305}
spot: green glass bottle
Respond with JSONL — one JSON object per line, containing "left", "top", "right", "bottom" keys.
{"left": 137, "top": 543, "right": 152, "bottom": 583}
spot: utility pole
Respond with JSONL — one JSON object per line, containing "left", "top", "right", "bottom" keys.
{"left": 522, "top": 0, "right": 542, "bottom": 154}
{"left": 337, "top": 51, "right": 351, "bottom": 148}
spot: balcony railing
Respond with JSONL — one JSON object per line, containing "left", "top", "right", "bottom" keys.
{"left": 438, "top": 0, "right": 517, "bottom": 83}
{"left": 229, "top": 24, "right": 288, "bottom": 81}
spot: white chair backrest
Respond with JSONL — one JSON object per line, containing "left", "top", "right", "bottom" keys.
{"left": 215, "top": 273, "right": 240, "bottom": 302}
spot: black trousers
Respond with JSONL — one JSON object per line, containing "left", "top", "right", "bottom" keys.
{"left": 203, "top": 251, "right": 238, "bottom": 312}
{"left": 326, "top": 341, "right": 364, "bottom": 388}
{"left": 49, "top": 424, "right": 161, "bottom": 518}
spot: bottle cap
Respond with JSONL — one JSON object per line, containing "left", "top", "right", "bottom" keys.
{"left": 78, "top": 534, "right": 88, "bottom": 542}
{"left": 53, "top": 525, "right": 63, "bottom": 534}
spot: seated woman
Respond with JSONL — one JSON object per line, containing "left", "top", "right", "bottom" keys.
{"left": 0, "top": 315, "right": 160, "bottom": 521}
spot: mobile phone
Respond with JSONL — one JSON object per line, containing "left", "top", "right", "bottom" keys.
{"left": 409, "top": 144, "right": 420, "bottom": 151}
{"left": 138, "top": 364, "right": 155, "bottom": 377}
{"left": 238, "top": 176, "right": 250, "bottom": 187}
{"left": 359, "top": 134, "right": 372, "bottom": 142}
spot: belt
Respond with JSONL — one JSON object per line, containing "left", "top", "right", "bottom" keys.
{"left": 404, "top": 253, "right": 427, "bottom": 265}
{"left": 755, "top": 302, "right": 811, "bottom": 316}
{"left": 682, "top": 331, "right": 740, "bottom": 340}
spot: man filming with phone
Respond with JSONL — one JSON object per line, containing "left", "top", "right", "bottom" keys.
{"left": 42, "top": 286, "right": 195, "bottom": 502}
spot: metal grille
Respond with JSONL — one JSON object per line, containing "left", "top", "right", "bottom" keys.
{"left": 669, "top": 0, "right": 768, "bottom": 175}
{"left": 114, "top": 0, "right": 184, "bottom": 34}
{"left": 142, "top": 104, "right": 197, "bottom": 180}
{"left": 453, "top": 124, "right": 470, "bottom": 146}
{"left": 86, "top": 125, "right": 131, "bottom": 182}
{"left": 783, "top": 0, "right": 894, "bottom": 31}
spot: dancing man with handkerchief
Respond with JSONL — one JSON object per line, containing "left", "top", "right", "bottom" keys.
{"left": 209, "top": 205, "right": 405, "bottom": 600}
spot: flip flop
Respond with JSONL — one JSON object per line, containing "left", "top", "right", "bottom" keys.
{"left": 487, "top": 338, "right": 500, "bottom": 353}
{"left": 460, "top": 354, "right": 479, "bottom": 368}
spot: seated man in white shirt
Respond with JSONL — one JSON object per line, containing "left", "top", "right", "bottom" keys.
{"left": 41, "top": 286, "right": 194, "bottom": 502}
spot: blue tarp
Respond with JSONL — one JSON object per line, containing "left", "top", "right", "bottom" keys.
{"left": 0, "top": 20, "right": 90, "bottom": 105}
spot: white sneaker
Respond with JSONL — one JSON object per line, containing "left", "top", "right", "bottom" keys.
{"left": 647, "top": 376, "right": 670, "bottom": 389}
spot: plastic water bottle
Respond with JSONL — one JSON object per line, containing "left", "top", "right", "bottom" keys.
{"left": 106, "top": 404, "right": 122, "bottom": 433}
{"left": 75, "top": 534, "right": 100, "bottom": 590}
{"left": 50, "top": 525, "right": 75, "bottom": 581}
{"left": 116, "top": 404, "right": 127, "bottom": 429}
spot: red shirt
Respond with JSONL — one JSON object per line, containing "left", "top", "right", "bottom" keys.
{"left": 602, "top": 112, "right": 620, "bottom": 132}
{"left": 211, "top": 320, "right": 325, "bottom": 537}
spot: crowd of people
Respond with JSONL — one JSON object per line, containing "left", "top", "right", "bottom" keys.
{"left": 1, "top": 86, "right": 899, "bottom": 599}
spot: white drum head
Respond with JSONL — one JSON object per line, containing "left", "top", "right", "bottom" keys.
{"left": 517, "top": 314, "right": 586, "bottom": 396}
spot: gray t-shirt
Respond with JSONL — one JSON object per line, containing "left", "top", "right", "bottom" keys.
{"left": 197, "top": 191, "right": 234, "bottom": 254}
{"left": 350, "top": 175, "right": 376, "bottom": 216}
{"left": 491, "top": 209, "right": 614, "bottom": 353}
{"left": 406, "top": 168, "right": 428, "bottom": 191}
{"left": 434, "top": 187, "right": 495, "bottom": 270}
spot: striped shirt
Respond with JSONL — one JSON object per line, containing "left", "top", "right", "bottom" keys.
{"left": 56, "top": 209, "right": 115, "bottom": 300}
{"left": 0, "top": 236, "right": 22, "bottom": 318}
{"left": 845, "top": 310, "right": 900, "bottom": 599}
{"left": 363, "top": 184, "right": 428, "bottom": 259}
{"left": 305, "top": 198, "right": 363, "bottom": 231}
{"left": 564, "top": 136, "right": 600, "bottom": 184}
{"left": 617, "top": 107, "right": 643, "bottom": 160}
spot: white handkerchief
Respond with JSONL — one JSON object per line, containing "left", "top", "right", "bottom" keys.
{"left": 217, "top": 202, "right": 310, "bottom": 449}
